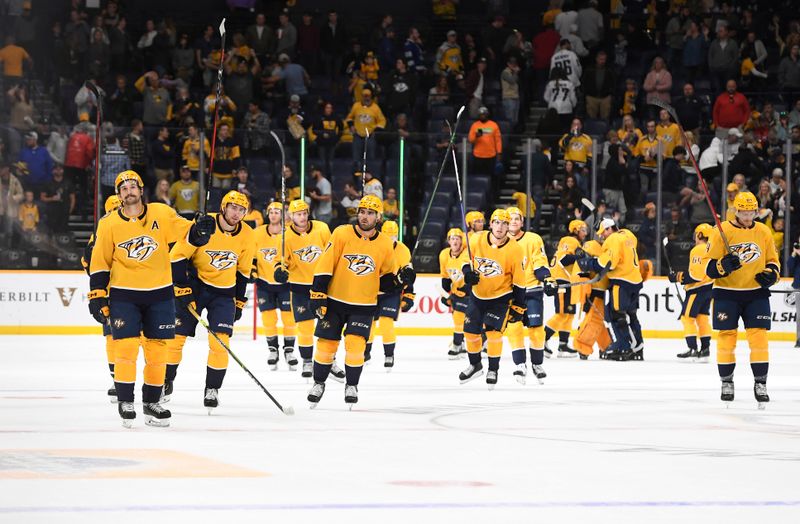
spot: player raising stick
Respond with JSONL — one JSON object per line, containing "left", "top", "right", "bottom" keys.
{"left": 439, "top": 228, "right": 470, "bottom": 359}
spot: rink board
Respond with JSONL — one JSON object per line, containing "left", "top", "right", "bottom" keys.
{"left": 0, "top": 270, "right": 796, "bottom": 339}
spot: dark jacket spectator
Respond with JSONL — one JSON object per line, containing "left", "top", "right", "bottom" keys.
{"left": 108, "top": 75, "right": 138, "bottom": 125}
{"left": 246, "top": 14, "right": 276, "bottom": 59}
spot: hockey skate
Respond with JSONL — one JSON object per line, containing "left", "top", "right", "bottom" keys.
{"left": 696, "top": 347, "right": 710, "bottom": 363}
{"left": 284, "top": 348, "right": 298, "bottom": 371}
{"left": 143, "top": 402, "right": 171, "bottom": 427}
{"left": 458, "top": 363, "right": 484, "bottom": 384}
{"left": 512, "top": 363, "right": 527, "bottom": 385}
{"left": 160, "top": 380, "right": 173, "bottom": 403}
{"left": 447, "top": 342, "right": 464, "bottom": 359}
{"left": 307, "top": 382, "right": 325, "bottom": 408}
{"left": 486, "top": 370, "right": 498, "bottom": 390}
{"left": 204, "top": 388, "right": 219, "bottom": 415}
{"left": 118, "top": 401, "right": 136, "bottom": 428}
{"left": 543, "top": 339, "right": 554, "bottom": 359}
{"left": 532, "top": 364, "right": 547, "bottom": 384}
{"left": 754, "top": 382, "right": 769, "bottom": 410}
{"left": 267, "top": 348, "right": 279, "bottom": 370}
{"left": 330, "top": 362, "right": 345, "bottom": 383}
{"left": 720, "top": 381, "right": 734, "bottom": 405}
{"left": 384, "top": 355, "right": 394, "bottom": 372}
{"left": 344, "top": 385, "right": 358, "bottom": 409}
{"left": 108, "top": 384, "right": 118, "bottom": 404}
{"left": 676, "top": 348, "right": 698, "bottom": 359}
{"left": 557, "top": 345, "right": 579, "bottom": 358}
{"left": 301, "top": 359, "right": 313, "bottom": 380}
{"left": 579, "top": 353, "right": 589, "bottom": 360}
{"left": 630, "top": 346, "right": 644, "bottom": 361}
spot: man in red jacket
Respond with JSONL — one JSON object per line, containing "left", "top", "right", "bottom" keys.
{"left": 712, "top": 80, "right": 751, "bottom": 138}
{"left": 532, "top": 23, "right": 560, "bottom": 102}
{"left": 64, "top": 123, "right": 96, "bottom": 195}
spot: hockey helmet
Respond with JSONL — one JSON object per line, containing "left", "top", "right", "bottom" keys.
{"left": 288, "top": 199, "right": 309, "bottom": 213}
{"left": 266, "top": 201, "right": 283, "bottom": 213}
{"left": 569, "top": 219, "right": 587, "bottom": 234}
{"left": 221, "top": 190, "right": 250, "bottom": 213}
{"left": 694, "top": 223, "right": 713, "bottom": 239}
{"left": 358, "top": 194, "right": 384, "bottom": 214}
{"left": 465, "top": 211, "right": 485, "bottom": 227}
{"left": 447, "top": 228, "right": 466, "bottom": 241}
{"left": 733, "top": 191, "right": 758, "bottom": 212}
{"left": 582, "top": 239, "right": 602, "bottom": 257}
{"left": 114, "top": 170, "right": 143, "bottom": 192}
{"left": 104, "top": 195, "right": 122, "bottom": 213}
{"left": 381, "top": 220, "right": 399, "bottom": 237}
{"left": 506, "top": 206, "right": 523, "bottom": 219}
{"left": 490, "top": 208, "right": 510, "bottom": 224}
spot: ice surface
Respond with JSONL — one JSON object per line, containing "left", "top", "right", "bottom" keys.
{"left": 1, "top": 335, "right": 799, "bottom": 523}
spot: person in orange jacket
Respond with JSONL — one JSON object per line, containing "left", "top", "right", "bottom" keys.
{"left": 468, "top": 106, "right": 502, "bottom": 179}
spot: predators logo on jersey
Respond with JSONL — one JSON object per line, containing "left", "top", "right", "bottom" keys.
{"left": 294, "top": 245, "right": 323, "bottom": 264}
{"left": 447, "top": 267, "right": 464, "bottom": 282}
{"left": 260, "top": 247, "right": 278, "bottom": 263}
{"left": 206, "top": 250, "right": 238, "bottom": 271}
{"left": 475, "top": 257, "right": 503, "bottom": 278}
{"left": 344, "top": 254, "right": 376, "bottom": 276}
{"left": 729, "top": 242, "right": 761, "bottom": 264}
{"left": 118, "top": 235, "right": 159, "bottom": 262}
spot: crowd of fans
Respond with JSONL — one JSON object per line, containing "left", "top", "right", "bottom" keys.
{"left": 1, "top": 0, "right": 800, "bottom": 271}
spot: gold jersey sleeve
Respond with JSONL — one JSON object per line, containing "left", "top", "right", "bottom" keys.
{"left": 582, "top": 239, "right": 610, "bottom": 291}
{"left": 253, "top": 225, "right": 284, "bottom": 284}
{"left": 284, "top": 220, "right": 331, "bottom": 285}
{"left": 549, "top": 235, "right": 580, "bottom": 281}
{"left": 90, "top": 203, "right": 192, "bottom": 295}
{"left": 170, "top": 214, "right": 255, "bottom": 290}
{"left": 316, "top": 225, "right": 396, "bottom": 306}
{"left": 598, "top": 229, "right": 643, "bottom": 284}
{"left": 469, "top": 231, "right": 526, "bottom": 300}
{"left": 513, "top": 231, "right": 548, "bottom": 289}
{"left": 439, "top": 247, "right": 470, "bottom": 291}
{"left": 393, "top": 241, "right": 412, "bottom": 269}
{"left": 686, "top": 244, "right": 712, "bottom": 290}
{"left": 703, "top": 221, "right": 780, "bottom": 292}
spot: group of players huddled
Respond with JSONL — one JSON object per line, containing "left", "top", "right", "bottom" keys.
{"left": 84, "top": 171, "right": 782, "bottom": 427}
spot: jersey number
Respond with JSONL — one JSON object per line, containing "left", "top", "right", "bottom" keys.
{"left": 555, "top": 59, "right": 572, "bottom": 75}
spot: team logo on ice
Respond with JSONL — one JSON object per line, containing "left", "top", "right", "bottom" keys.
{"left": 206, "top": 250, "right": 238, "bottom": 271}
{"left": 475, "top": 257, "right": 503, "bottom": 277}
{"left": 730, "top": 242, "right": 761, "bottom": 264}
{"left": 118, "top": 235, "right": 158, "bottom": 262}
{"left": 344, "top": 254, "right": 376, "bottom": 276}
{"left": 293, "top": 245, "right": 322, "bottom": 263}
{"left": 260, "top": 247, "right": 278, "bottom": 262}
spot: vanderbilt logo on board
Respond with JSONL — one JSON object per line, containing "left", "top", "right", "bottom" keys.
{"left": 55, "top": 287, "right": 78, "bottom": 307}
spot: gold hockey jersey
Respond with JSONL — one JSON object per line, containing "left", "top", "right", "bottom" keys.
{"left": 468, "top": 231, "right": 526, "bottom": 300}
{"left": 598, "top": 229, "right": 643, "bottom": 284}
{"left": 439, "top": 247, "right": 470, "bottom": 293}
{"left": 510, "top": 230, "right": 548, "bottom": 290}
{"left": 686, "top": 244, "right": 713, "bottom": 291}
{"left": 253, "top": 225, "right": 285, "bottom": 284}
{"left": 703, "top": 220, "right": 779, "bottom": 295}
{"left": 549, "top": 235, "right": 581, "bottom": 281}
{"left": 284, "top": 220, "right": 331, "bottom": 286}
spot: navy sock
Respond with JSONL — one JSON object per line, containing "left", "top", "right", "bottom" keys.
{"left": 298, "top": 345, "right": 313, "bottom": 360}
{"left": 718, "top": 363, "right": 735, "bottom": 381}
{"left": 468, "top": 352, "right": 482, "bottom": 366}
{"left": 383, "top": 342, "right": 395, "bottom": 357}
{"left": 750, "top": 362, "right": 768, "bottom": 383}
{"left": 165, "top": 363, "right": 178, "bottom": 382}
{"left": 488, "top": 356, "right": 500, "bottom": 371}
{"left": 205, "top": 367, "right": 226, "bottom": 389}
{"left": 530, "top": 348, "right": 544, "bottom": 365}
{"left": 511, "top": 348, "right": 526, "bottom": 365}
{"left": 453, "top": 333, "right": 464, "bottom": 346}
{"left": 685, "top": 336, "right": 697, "bottom": 350}
{"left": 345, "top": 364, "right": 363, "bottom": 386}
{"left": 313, "top": 362, "right": 332, "bottom": 383}
{"left": 544, "top": 326, "right": 555, "bottom": 342}
{"left": 266, "top": 336, "right": 279, "bottom": 349}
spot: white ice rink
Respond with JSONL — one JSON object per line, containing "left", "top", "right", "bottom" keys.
{"left": 1, "top": 334, "right": 799, "bottom": 523}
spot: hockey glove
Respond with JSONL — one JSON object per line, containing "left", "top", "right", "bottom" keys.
{"left": 574, "top": 247, "right": 586, "bottom": 259}
{"left": 755, "top": 268, "right": 779, "bottom": 288}
{"left": 310, "top": 291, "right": 328, "bottom": 319}
{"left": 508, "top": 303, "right": 526, "bottom": 323}
{"left": 441, "top": 296, "right": 452, "bottom": 307}
{"left": 400, "top": 293, "right": 415, "bottom": 312}
{"left": 543, "top": 277, "right": 558, "bottom": 296}
{"left": 398, "top": 266, "right": 417, "bottom": 286}
{"left": 668, "top": 271, "right": 680, "bottom": 283}
{"left": 273, "top": 263, "right": 289, "bottom": 284}
{"left": 451, "top": 287, "right": 466, "bottom": 298}
{"left": 576, "top": 255, "right": 602, "bottom": 273}
{"left": 463, "top": 267, "right": 480, "bottom": 286}
{"left": 87, "top": 289, "right": 110, "bottom": 325}
{"left": 174, "top": 286, "right": 196, "bottom": 311}
{"left": 189, "top": 213, "right": 216, "bottom": 247}
{"left": 717, "top": 253, "right": 742, "bottom": 276}
{"left": 234, "top": 298, "right": 247, "bottom": 321}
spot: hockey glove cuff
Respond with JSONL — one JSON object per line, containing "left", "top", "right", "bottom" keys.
{"left": 463, "top": 267, "right": 480, "bottom": 286}
{"left": 189, "top": 214, "right": 216, "bottom": 247}
{"left": 273, "top": 263, "right": 290, "bottom": 284}
{"left": 716, "top": 253, "right": 742, "bottom": 276}
{"left": 543, "top": 277, "right": 559, "bottom": 296}
{"left": 310, "top": 291, "right": 328, "bottom": 319}
{"left": 174, "top": 286, "right": 196, "bottom": 311}
{"left": 88, "top": 289, "right": 109, "bottom": 325}
{"left": 508, "top": 303, "right": 526, "bottom": 323}
{"left": 401, "top": 293, "right": 415, "bottom": 312}
{"left": 234, "top": 298, "right": 247, "bottom": 321}
{"left": 755, "top": 268, "right": 779, "bottom": 288}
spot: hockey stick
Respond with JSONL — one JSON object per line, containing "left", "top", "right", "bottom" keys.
{"left": 649, "top": 99, "right": 731, "bottom": 253}
{"left": 557, "top": 272, "right": 602, "bottom": 289}
{"left": 270, "top": 131, "right": 287, "bottom": 265}
{"left": 411, "top": 105, "right": 466, "bottom": 259}
{"left": 84, "top": 80, "right": 103, "bottom": 226}
{"left": 204, "top": 18, "right": 227, "bottom": 213}
{"left": 360, "top": 128, "right": 369, "bottom": 197}
{"left": 581, "top": 197, "right": 595, "bottom": 213}
{"left": 186, "top": 305, "right": 294, "bottom": 415}
{"left": 661, "top": 237, "right": 685, "bottom": 304}
{"left": 448, "top": 121, "right": 474, "bottom": 268}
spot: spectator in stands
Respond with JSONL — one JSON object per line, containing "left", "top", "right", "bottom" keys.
{"left": 428, "top": 75, "right": 450, "bottom": 108}
{"left": 47, "top": 125, "right": 67, "bottom": 166}
{"left": 501, "top": 57, "right": 521, "bottom": 128}
{"left": 242, "top": 101, "right": 270, "bottom": 158}
{"left": 275, "top": 10, "right": 297, "bottom": 58}
{"left": 555, "top": 7, "right": 588, "bottom": 58}
{"left": 151, "top": 127, "right": 175, "bottom": 184}
{"left": 544, "top": 68, "right": 577, "bottom": 129}
{"left": 577, "top": 0, "right": 603, "bottom": 50}
{"left": 617, "top": 114, "right": 642, "bottom": 153}
{"left": 64, "top": 122, "right": 95, "bottom": 195}
{"left": 196, "top": 24, "right": 220, "bottom": 88}
{"left": 107, "top": 74, "right": 137, "bottom": 125}
{"left": 637, "top": 120, "right": 659, "bottom": 193}
{"left": 276, "top": 94, "right": 309, "bottom": 149}
{"left": 712, "top": 79, "right": 750, "bottom": 137}
{"left": 203, "top": 83, "right": 236, "bottom": 130}
{"left": 99, "top": 133, "right": 129, "bottom": 201}
{"left": 656, "top": 109, "right": 681, "bottom": 158}
{"left": 682, "top": 20, "right": 708, "bottom": 85}
{"left": 274, "top": 53, "right": 310, "bottom": 101}
{"left": 383, "top": 59, "right": 417, "bottom": 120}
{"left": 169, "top": 166, "right": 200, "bottom": 220}
{"left": 665, "top": 6, "right": 691, "bottom": 70}
{"left": 435, "top": 30, "right": 464, "bottom": 80}
{"left": 550, "top": 38, "right": 581, "bottom": 89}
{"left": 383, "top": 187, "right": 399, "bottom": 222}
{"left": 346, "top": 87, "right": 386, "bottom": 168}
{"left": 172, "top": 33, "right": 195, "bottom": 80}
{"left": 387, "top": 113, "right": 423, "bottom": 163}
{"left": 360, "top": 169, "right": 384, "bottom": 200}
{"left": 171, "top": 87, "right": 202, "bottom": 131}
{"left": 86, "top": 28, "right": 110, "bottom": 79}
{"left": 6, "top": 83, "right": 33, "bottom": 131}
{"left": 779, "top": 44, "right": 800, "bottom": 102}
{"left": 341, "top": 182, "right": 360, "bottom": 223}
{"left": 673, "top": 83, "right": 703, "bottom": 138}
{"left": 770, "top": 168, "right": 785, "bottom": 197}
{"left": 297, "top": 12, "right": 321, "bottom": 74}
{"left": 210, "top": 123, "right": 240, "bottom": 190}
{"left": 152, "top": 179, "right": 171, "bottom": 206}
{"left": 109, "top": 17, "right": 132, "bottom": 73}
{"left": 321, "top": 10, "right": 348, "bottom": 90}
{"left": 280, "top": 165, "right": 301, "bottom": 201}
{"left": 584, "top": 199, "right": 607, "bottom": 239}
{"left": 311, "top": 102, "right": 341, "bottom": 175}
{"left": 18, "top": 131, "right": 52, "bottom": 195}
{"left": 234, "top": 167, "right": 256, "bottom": 202}
{"left": 403, "top": 26, "right": 426, "bottom": 75}
{"left": 642, "top": 56, "right": 673, "bottom": 114}
{"left": 464, "top": 58, "right": 489, "bottom": 118}
{"left": 666, "top": 206, "right": 690, "bottom": 243}
{"left": 662, "top": 146, "right": 687, "bottom": 202}
{"left": 556, "top": 173, "right": 583, "bottom": 225}
{"left": 308, "top": 166, "right": 332, "bottom": 224}
{"left": 247, "top": 13, "right": 276, "bottom": 65}
{"left": 360, "top": 52, "right": 380, "bottom": 83}
{"left": 468, "top": 106, "right": 502, "bottom": 178}
{"left": 137, "top": 19, "right": 157, "bottom": 70}
{"left": 756, "top": 179, "right": 776, "bottom": 211}
{"left": 525, "top": 138, "right": 552, "bottom": 227}
{"left": 532, "top": 22, "right": 560, "bottom": 101}
{"left": 708, "top": 24, "right": 739, "bottom": 95}
{"left": 582, "top": 50, "right": 615, "bottom": 121}
{"left": 739, "top": 30, "right": 768, "bottom": 90}
{"left": 559, "top": 118, "right": 592, "bottom": 167}
{"left": 225, "top": 54, "right": 261, "bottom": 120}
{"left": 17, "top": 190, "right": 39, "bottom": 233}
{"left": 0, "top": 35, "right": 33, "bottom": 84}
{"left": 680, "top": 176, "right": 715, "bottom": 227}
{"left": 0, "top": 162, "right": 24, "bottom": 237}
{"left": 136, "top": 71, "right": 172, "bottom": 128}
{"left": 603, "top": 143, "right": 628, "bottom": 222}
{"left": 64, "top": 9, "right": 90, "bottom": 72}
{"left": 482, "top": 15, "right": 513, "bottom": 72}
{"left": 123, "top": 119, "right": 146, "bottom": 182}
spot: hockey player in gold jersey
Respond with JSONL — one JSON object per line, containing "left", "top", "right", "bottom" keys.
{"left": 364, "top": 220, "right": 414, "bottom": 370}
{"left": 306, "top": 195, "right": 413, "bottom": 407}
{"left": 273, "top": 199, "right": 345, "bottom": 381}
{"left": 701, "top": 192, "right": 780, "bottom": 407}
{"left": 88, "top": 171, "right": 215, "bottom": 427}
{"left": 503, "top": 206, "right": 557, "bottom": 384}
{"left": 253, "top": 201, "right": 297, "bottom": 370}
{"left": 166, "top": 190, "right": 255, "bottom": 412}
{"left": 465, "top": 210, "right": 485, "bottom": 240}
{"left": 670, "top": 223, "right": 714, "bottom": 361}
{"left": 544, "top": 219, "right": 587, "bottom": 357}
{"left": 439, "top": 228, "right": 471, "bottom": 359}
{"left": 573, "top": 239, "right": 611, "bottom": 359}
{"left": 459, "top": 208, "right": 526, "bottom": 388}
{"left": 578, "top": 218, "right": 644, "bottom": 361}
